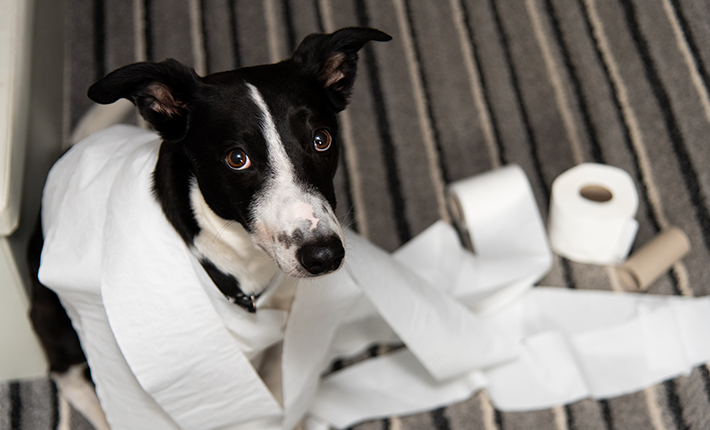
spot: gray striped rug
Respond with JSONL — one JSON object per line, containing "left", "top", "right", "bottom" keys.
{"left": 3, "top": 0, "right": 710, "bottom": 429}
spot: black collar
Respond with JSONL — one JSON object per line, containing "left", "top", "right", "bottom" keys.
{"left": 200, "top": 259, "right": 260, "bottom": 313}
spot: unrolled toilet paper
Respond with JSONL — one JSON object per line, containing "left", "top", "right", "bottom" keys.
{"left": 548, "top": 163, "right": 639, "bottom": 264}
{"left": 311, "top": 232, "right": 710, "bottom": 428}
{"left": 38, "top": 126, "right": 710, "bottom": 430}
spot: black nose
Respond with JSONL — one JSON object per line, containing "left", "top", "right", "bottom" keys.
{"left": 297, "top": 237, "right": 345, "bottom": 275}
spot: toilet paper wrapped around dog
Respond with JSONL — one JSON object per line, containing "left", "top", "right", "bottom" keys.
{"left": 39, "top": 126, "right": 541, "bottom": 429}
{"left": 39, "top": 126, "right": 710, "bottom": 429}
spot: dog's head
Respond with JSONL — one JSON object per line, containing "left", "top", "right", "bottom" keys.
{"left": 88, "top": 28, "right": 390, "bottom": 291}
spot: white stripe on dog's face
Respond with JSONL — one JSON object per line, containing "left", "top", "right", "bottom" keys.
{"left": 246, "top": 83, "right": 343, "bottom": 277}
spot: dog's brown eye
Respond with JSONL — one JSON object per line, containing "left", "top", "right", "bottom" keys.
{"left": 313, "top": 129, "right": 332, "bottom": 152}
{"left": 226, "top": 149, "right": 251, "bottom": 170}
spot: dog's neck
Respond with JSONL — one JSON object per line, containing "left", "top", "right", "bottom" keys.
{"left": 152, "top": 144, "right": 278, "bottom": 312}
{"left": 189, "top": 180, "right": 279, "bottom": 299}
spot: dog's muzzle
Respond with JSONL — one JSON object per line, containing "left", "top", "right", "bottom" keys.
{"left": 297, "top": 236, "right": 345, "bottom": 275}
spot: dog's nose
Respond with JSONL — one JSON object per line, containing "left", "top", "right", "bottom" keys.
{"left": 297, "top": 237, "right": 345, "bottom": 275}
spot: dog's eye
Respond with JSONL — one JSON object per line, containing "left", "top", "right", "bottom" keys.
{"left": 313, "top": 130, "right": 332, "bottom": 152}
{"left": 226, "top": 149, "right": 251, "bottom": 170}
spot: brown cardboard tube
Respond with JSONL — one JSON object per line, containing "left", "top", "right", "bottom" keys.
{"left": 616, "top": 227, "right": 691, "bottom": 290}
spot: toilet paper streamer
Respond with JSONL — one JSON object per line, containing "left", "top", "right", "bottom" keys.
{"left": 309, "top": 166, "right": 709, "bottom": 427}
{"left": 311, "top": 238, "right": 710, "bottom": 428}
{"left": 39, "top": 126, "right": 710, "bottom": 430}
{"left": 548, "top": 163, "right": 639, "bottom": 264}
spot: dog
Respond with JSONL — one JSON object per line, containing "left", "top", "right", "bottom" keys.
{"left": 29, "top": 27, "right": 391, "bottom": 429}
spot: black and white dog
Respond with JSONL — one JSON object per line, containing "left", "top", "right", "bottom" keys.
{"left": 29, "top": 27, "right": 390, "bottom": 428}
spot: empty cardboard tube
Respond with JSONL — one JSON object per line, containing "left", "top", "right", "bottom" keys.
{"left": 616, "top": 227, "right": 690, "bottom": 290}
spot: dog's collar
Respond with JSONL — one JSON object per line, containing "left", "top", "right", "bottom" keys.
{"left": 200, "top": 260, "right": 261, "bottom": 313}
{"left": 225, "top": 291, "right": 259, "bottom": 313}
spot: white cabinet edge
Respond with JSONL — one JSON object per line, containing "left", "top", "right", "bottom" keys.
{"left": 0, "top": 0, "right": 34, "bottom": 235}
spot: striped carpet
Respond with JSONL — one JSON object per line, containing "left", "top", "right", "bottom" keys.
{"left": 3, "top": 0, "right": 710, "bottom": 428}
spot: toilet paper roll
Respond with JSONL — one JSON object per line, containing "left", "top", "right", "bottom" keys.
{"left": 446, "top": 164, "right": 552, "bottom": 312}
{"left": 548, "top": 163, "right": 639, "bottom": 265}
{"left": 616, "top": 227, "right": 691, "bottom": 290}
{"left": 448, "top": 165, "right": 550, "bottom": 260}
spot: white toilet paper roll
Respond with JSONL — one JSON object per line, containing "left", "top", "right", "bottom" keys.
{"left": 548, "top": 163, "right": 639, "bottom": 265}
{"left": 446, "top": 164, "right": 552, "bottom": 312}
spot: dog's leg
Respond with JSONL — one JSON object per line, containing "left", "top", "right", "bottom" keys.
{"left": 27, "top": 219, "right": 86, "bottom": 372}
{"left": 51, "top": 364, "right": 111, "bottom": 430}
{"left": 28, "top": 220, "right": 110, "bottom": 429}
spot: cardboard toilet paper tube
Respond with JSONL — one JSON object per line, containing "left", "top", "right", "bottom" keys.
{"left": 616, "top": 227, "right": 691, "bottom": 290}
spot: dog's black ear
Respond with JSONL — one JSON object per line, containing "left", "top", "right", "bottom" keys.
{"left": 291, "top": 27, "right": 391, "bottom": 112}
{"left": 87, "top": 58, "right": 201, "bottom": 141}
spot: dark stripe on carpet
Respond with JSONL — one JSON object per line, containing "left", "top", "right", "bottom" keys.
{"left": 227, "top": 0, "right": 242, "bottom": 68}
{"left": 431, "top": 406, "right": 451, "bottom": 430}
{"left": 561, "top": 258, "right": 577, "bottom": 289}
{"left": 576, "top": 0, "right": 662, "bottom": 233}
{"left": 543, "top": 0, "right": 604, "bottom": 163}
{"left": 401, "top": 0, "right": 450, "bottom": 184}
{"left": 143, "top": 0, "right": 154, "bottom": 61}
{"left": 494, "top": 407, "right": 504, "bottom": 429}
{"left": 699, "top": 365, "right": 710, "bottom": 406}
{"left": 456, "top": 0, "right": 507, "bottom": 166}
{"left": 312, "top": 0, "right": 325, "bottom": 33}
{"left": 564, "top": 404, "right": 578, "bottom": 430}
{"left": 488, "top": 0, "right": 550, "bottom": 203}
{"left": 659, "top": 265, "right": 695, "bottom": 422}
{"left": 50, "top": 380, "right": 59, "bottom": 430}
{"left": 668, "top": 0, "right": 710, "bottom": 107}
{"left": 619, "top": 0, "right": 710, "bottom": 253}
{"left": 199, "top": 0, "right": 211, "bottom": 74}
{"left": 354, "top": 0, "right": 412, "bottom": 244}
{"left": 10, "top": 382, "right": 21, "bottom": 430}
{"left": 281, "top": 0, "right": 296, "bottom": 54}
{"left": 93, "top": 0, "right": 106, "bottom": 80}
{"left": 664, "top": 379, "right": 690, "bottom": 430}
{"left": 599, "top": 399, "right": 615, "bottom": 430}
{"left": 339, "top": 141, "right": 359, "bottom": 233}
